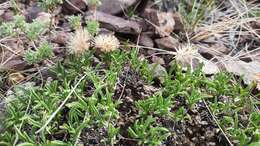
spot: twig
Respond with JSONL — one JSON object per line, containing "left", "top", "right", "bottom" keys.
{"left": 125, "top": 44, "right": 177, "bottom": 55}
{"left": 65, "top": 0, "right": 84, "bottom": 14}
{"left": 0, "top": 43, "right": 22, "bottom": 56}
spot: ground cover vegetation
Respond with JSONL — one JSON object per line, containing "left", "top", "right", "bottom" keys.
{"left": 0, "top": 0, "right": 259, "bottom": 145}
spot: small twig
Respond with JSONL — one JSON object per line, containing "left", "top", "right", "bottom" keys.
{"left": 0, "top": 43, "right": 22, "bottom": 56}
{"left": 125, "top": 44, "right": 177, "bottom": 55}
{"left": 65, "top": 0, "right": 84, "bottom": 14}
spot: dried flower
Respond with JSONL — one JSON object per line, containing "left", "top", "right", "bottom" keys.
{"left": 94, "top": 34, "right": 120, "bottom": 52}
{"left": 67, "top": 28, "right": 91, "bottom": 55}
{"left": 175, "top": 44, "right": 198, "bottom": 65}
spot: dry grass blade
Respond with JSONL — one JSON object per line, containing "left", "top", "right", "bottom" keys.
{"left": 192, "top": 17, "right": 258, "bottom": 41}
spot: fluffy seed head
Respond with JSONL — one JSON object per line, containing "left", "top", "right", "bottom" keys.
{"left": 67, "top": 28, "right": 91, "bottom": 55}
{"left": 175, "top": 44, "right": 198, "bottom": 64}
{"left": 94, "top": 34, "right": 120, "bottom": 52}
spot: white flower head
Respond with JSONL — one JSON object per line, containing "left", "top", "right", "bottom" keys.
{"left": 94, "top": 34, "right": 120, "bottom": 52}
{"left": 175, "top": 44, "right": 198, "bottom": 64}
{"left": 67, "top": 28, "right": 91, "bottom": 55}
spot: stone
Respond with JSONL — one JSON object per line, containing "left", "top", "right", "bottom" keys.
{"left": 85, "top": 11, "right": 142, "bottom": 34}
{"left": 149, "top": 63, "right": 167, "bottom": 83}
{"left": 139, "top": 33, "right": 154, "bottom": 47}
{"left": 98, "top": 0, "right": 138, "bottom": 15}
{"left": 172, "top": 12, "right": 184, "bottom": 32}
{"left": 143, "top": 8, "right": 175, "bottom": 37}
{"left": 155, "top": 36, "right": 179, "bottom": 51}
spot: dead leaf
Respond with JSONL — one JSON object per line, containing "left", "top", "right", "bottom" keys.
{"left": 0, "top": 40, "right": 27, "bottom": 71}
{"left": 198, "top": 43, "right": 231, "bottom": 58}
{"left": 223, "top": 60, "right": 260, "bottom": 89}
{"left": 8, "top": 72, "right": 25, "bottom": 85}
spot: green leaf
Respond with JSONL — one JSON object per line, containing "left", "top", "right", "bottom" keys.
{"left": 47, "top": 140, "right": 70, "bottom": 146}
{"left": 249, "top": 142, "right": 260, "bottom": 146}
{"left": 17, "top": 143, "right": 35, "bottom": 146}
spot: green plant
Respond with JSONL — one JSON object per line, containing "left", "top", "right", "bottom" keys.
{"left": 0, "top": 22, "right": 15, "bottom": 37}
{"left": 171, "top": 106, "right": 189, "bottom": 121}
{"left": 24, "top": 42, "right": 53, "bottom": 64}
{"left": 1, "top": 39, "right": 259, "bottom": 146}
{"left": 25, "top": 21, "right": 47, "bottom": 40}
{"left": 128, "top": 116, "right": 170, "bottom": 146}
{"left": 39, "top": 0, "right": 63, "bottom": 11}
{"left": 68, "top": 15, "right": 81, "bottom": 30}
{"left": 136, "top": 92, "right": 172, "bottom": 117}
{"left": 107, "top": 123, "right": 120, "bottom": 145}
{"left": 129, "top": 49, "right": 154, "bottom": 83}
{"left": 0, "top": 15, "right": 26, "bottom": 37}
{"left": 86, "top": 20, "right": 100, "bottom": 36}
{"left": 178, "top": 0, "right": 215, "bottom": 30}
{"left": 186, "top": 88, "right": 205, "bottom": 108}
{"left": 13, "top": 15, "right": 26, "bottom": 31}
{"left": 87, "top": 0, "right": 101, "bottom": 6}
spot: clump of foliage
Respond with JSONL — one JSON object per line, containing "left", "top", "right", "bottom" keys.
{"left": 38, "top": 0, "right": 63, "bottom": 11}
{"left": 136, "top": 92, "right": 172, "bottom": 117}
{"left": 1, "top": 47, "right": 258, "bottom": 145}
{"left": 1, "top": 0, "right": 259, "bottom": 145}
{"left": 24, "top": 42, "right": 53, "bottom": 64}
{"left": 87, "top": 0, "right": 101, "bottom": 7}
{"left": 0, "top": 15, "right": 51, "bottom": 65}
{"left": 25, "top": 21, "right": 47, "bottom": 40}
{"left": 178, "top": 0, "right": 215, "bottom": 30}
{"left": 128, "top": 116, "right": 170, "bottom": 146}
{"left": 86, "top": 20, "right": 100, "bottom": 36}
{"left": 0, "top": 15, "right": 48, "bottom": 40}
{"left": 68, "top": 15, "right": 82, "bottom": 30}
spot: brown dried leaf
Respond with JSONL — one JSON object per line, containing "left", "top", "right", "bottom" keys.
{"left": 8, "top": 72, "right": 25, "bottom": 85}
{"left": 0, "top": 40, "right": 26, "bottom": 71}
{"left": 223, "top": 60, "right": 260, "bottom": 89}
